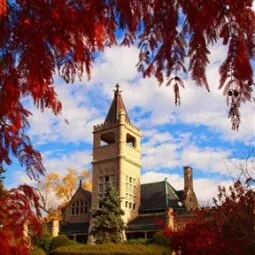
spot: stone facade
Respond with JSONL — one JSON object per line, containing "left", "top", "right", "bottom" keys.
{"left": 91, "top": 86, "right": 142, "bottom": 224}
{"left": 58, "top": 85, "right": 199, "bottom": 242}
{"left": 62, "top": 187, "right": 91, "bottom": 224}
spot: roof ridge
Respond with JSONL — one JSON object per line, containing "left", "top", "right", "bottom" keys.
{"left": 141, "top": 180, "right": 165, "bottom": 185}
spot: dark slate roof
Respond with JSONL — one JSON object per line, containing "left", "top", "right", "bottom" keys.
{"left": 104, "top": 84, "right": 130, "bottom": 125}
{"left": 127, "top": 214, "right": 164, "bottom": 231}
{"left": 176, "top": 190, "right": 184, "bottom": 201}
{"left": 139, "top": 180, "right": 184, "bottom": 213}
{"left": 80, "top": 188, "right": 92, "bottom": 204}
{"left": 60, "top": 222, "right": 90, "bottom": 234}
{"left": 140, "top": 182, "right": 166, "bottom": 212}
{"left": 166, "top": 183, "right": 183, "bottom": 208}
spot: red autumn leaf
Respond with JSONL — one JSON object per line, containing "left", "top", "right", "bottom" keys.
{"left": 0, "top": 0, "right": 6, "bottom": 17}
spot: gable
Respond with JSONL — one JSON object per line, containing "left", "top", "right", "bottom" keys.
{"left": 66, "top": 187, "right": 92, "bottom": 211}
{"left": 62, "top": 187, "right": 92, "bottom": 224}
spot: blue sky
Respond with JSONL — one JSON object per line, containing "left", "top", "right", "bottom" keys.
{"left": 4, "top": 38, "right": 255, "bottom": 204}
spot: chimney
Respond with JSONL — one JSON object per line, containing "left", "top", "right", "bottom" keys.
{"left": 184, "top": 166, "right": 194, "bottom": 191}
{"left": 183, "top": 166, "right": 198, "bottom": 209}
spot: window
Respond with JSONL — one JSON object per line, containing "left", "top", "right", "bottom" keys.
{"left": 126, "top": 133, "right": 136, "bottom": 148}
{"left": 98, "top": 175, "right": 116, "bottom": 204}
{"left": 100, "top": 132, "right": 115, "bottom": 146}
{"left": 125, "top": 175, "right": 136, "bottom": 210}
{"left": 111, "top": 175, "right": 116, "bottom": 187}
{"left": 71, "top": 199, "right": 88, "bottom": 216}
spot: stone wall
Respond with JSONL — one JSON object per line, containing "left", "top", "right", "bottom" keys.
{"left": 63, "top": 187, "right": 91, "bottom": 224}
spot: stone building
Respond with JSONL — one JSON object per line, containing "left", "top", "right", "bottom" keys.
{"left": 60, "top": 84, "right": 198, "bottom": 242}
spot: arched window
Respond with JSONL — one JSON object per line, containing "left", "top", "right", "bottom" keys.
{"left": 71, "top": 199, "right": 88, "bottom": 216}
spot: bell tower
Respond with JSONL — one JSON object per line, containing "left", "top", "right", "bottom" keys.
{"left": 91, "top": 84, "right": 141, "bottom": 223}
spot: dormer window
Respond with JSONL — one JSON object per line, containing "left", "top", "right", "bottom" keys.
{"left": 71, "top": 199, "right": 88, "bottom": 216}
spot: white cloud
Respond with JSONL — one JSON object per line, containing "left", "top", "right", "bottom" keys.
{"left": 9, "top": 150, "right": 92, "bottom": 188}
{"left": 141, "top": 129, "right": 234, "bottom": 176}
{"left": 42, "top": 150, "right": 92, "bottom": 173}
{"left": 180, "top": 145, "right": 232, "bottom": 176}
{"left": 142, "top": 142, "right": 180, "bottom": 170}
{"left": 9, "top": 171, "right": 37, "bottom": 188}
{"left": 25, "top": 42, "right": 254, "bottom": 147}
{"left": 91, "top": 45, "right": 140, "bottom": 84}
{"left": 27, "top": 82, "right": 103, "bottom": 145}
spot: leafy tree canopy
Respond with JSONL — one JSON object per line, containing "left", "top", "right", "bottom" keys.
{"left": 165, "top": 180, "right": 255, "bottom": 255}
{"left": 0, "top": 0, "right": 254, "bottom": 180}
{"left": 37, "top": 167, "right": 91, "bottom": 221}
{"left": 91, "top": 184, "right": 125, "bottom": 244}
{"left": 0, "top": 1, "right": 254, "bottom": 253}
{"left": 0, "top": 185, "right": 42, "bottom": 255}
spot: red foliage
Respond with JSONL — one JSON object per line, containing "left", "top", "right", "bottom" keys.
{"left": 0, "top": 2, "right": 254, "bottom": 253}
{"left": 0, "top": 185, "right": 42, "bottom": 255}
{"left": 164, "top": 180, "right": 255, "bottom": 255}
{"left": 0, "top": 0, "right": 6, "bottom": 17}
{"left": 0, "top": 1, "right": 254, "bottom": 173}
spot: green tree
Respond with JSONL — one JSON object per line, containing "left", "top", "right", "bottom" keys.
{"left": 91, "top": 184, "right": 125, "bottom": 244}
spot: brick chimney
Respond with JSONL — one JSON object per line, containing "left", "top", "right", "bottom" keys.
{"left": 184, "top": 166, "right": 194, "bottom": 191}
{"left": 183, "top": 166, "right": 198, "bottom": 209}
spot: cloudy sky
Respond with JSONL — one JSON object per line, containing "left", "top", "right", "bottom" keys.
{"left": 4, "top": 38, "right": 255, "bottom": 204}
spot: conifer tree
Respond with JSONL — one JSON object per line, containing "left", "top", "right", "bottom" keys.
{"left": 91, "top": 184, "right": 125, "bottom": 244}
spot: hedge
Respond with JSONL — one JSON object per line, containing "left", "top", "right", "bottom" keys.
{"left": 126, "top": 238, "right": 152, "bottom": 245}
{"left": 152, "top": 232, "right": 171, "bottom": 247}
{"left": 50, "top": 243, "right": 169, "bottom": 255}
{"left": 51, "top": 235, "right": 77, "bottom": 251}
{"left": 33, "top": 233, "right": 52, "bottom": 253}
{"left": 31, "top": 247, "right": 47, "bottom": 255}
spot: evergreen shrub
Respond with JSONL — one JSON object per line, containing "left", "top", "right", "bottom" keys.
{"left": 152, "top": 232, "right": 171, "bottom": 247}
{"left": 51, "top": 235, "right": 77, "bottom": 251}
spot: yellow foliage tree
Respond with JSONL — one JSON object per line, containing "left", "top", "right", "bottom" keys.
{"left": 37, "top": 168, "right": 92, "bottom": 221}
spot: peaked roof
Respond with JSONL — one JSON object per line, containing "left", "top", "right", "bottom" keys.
{"left": 104, "top": 84, "right": 130, "bottom": 125}
{"left": 139, "top": 180, "right": 184, "bottom": 213}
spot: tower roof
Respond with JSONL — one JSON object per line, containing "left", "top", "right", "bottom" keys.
{"left": 104, "top": 84, "right": 130, "bottom": 125}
